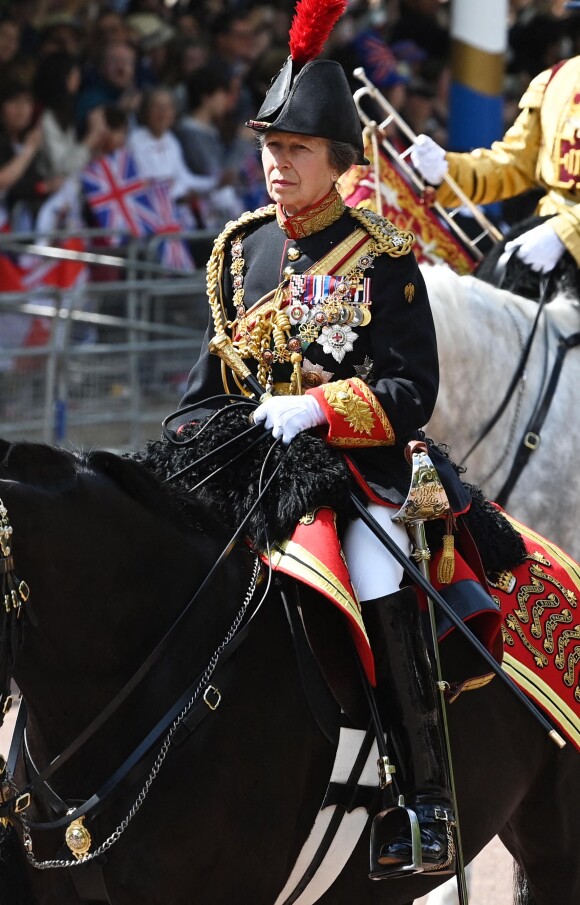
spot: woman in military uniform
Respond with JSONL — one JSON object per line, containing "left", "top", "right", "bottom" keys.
{"left": 178, "top": 0, "right": 456, "bottom": 881}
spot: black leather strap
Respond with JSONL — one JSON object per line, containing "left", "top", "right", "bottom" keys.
{"left": 277, "top": 579, "right": 340, "bottom": 746}
{"left": 6, "top": 695, "right": 27, "bottom": 778}
{"left": 12, "top": 579, "right": 267, "bottom": 831}
{"left": 278, "top": 726, "right": 376, "bottom": 905}
{"left": 495, "top": 330, "right": 580, "bottom": 507}
{"left": 463, "top": 273, "right": 551, "bottom": 462}
{"left": 67, "top": 858, "right": 111, "bottom": 904}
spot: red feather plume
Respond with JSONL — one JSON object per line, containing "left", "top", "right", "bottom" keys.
{"left": 288, "top": 0, "right": 348, "bottom": 65}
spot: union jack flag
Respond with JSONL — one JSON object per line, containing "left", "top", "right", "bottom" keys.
{"left": 80, "top": 148, "right": 159, "bottom": 237}
{"left": 158, "top": 235, "right": 194, "bottom": 271}
{"left": 80, "top": 149, "right": 194, "bottom": 270}
{"left": 149, "top": 180, "right": 194, "bottom": 271}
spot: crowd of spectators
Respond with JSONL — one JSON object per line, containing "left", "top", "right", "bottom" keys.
{"left": 0, "top": 0, "right": 577, "bottom": 243}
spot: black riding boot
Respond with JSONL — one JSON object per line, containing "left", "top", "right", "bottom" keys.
{"left": 362, "top": 586, "right": 456, "bottom": 878}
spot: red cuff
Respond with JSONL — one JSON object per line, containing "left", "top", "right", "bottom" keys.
{"left": 306, "top": 378, "right": 395, "bottom": 448}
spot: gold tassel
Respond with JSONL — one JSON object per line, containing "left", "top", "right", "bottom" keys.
{"left": 437, "top": 527, "right": 455, "bottom": 585}
{"left": 290, "top": 352, "right": 303, "bottom": 395}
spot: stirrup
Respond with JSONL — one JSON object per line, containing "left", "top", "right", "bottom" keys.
{"left": 368, "top": 796, "right": 423, "bottom": 881}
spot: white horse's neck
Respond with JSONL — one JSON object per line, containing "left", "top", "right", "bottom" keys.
{"left": 421, "top": 263, "right": 579, "bottom": 497}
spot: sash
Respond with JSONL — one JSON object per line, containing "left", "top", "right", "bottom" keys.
{"left": 239, "top": 228, "right": 373, "bottom": 328}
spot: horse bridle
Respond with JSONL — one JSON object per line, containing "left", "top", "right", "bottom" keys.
{"left": 0, "top": 409, "right": 289, "bottom": 872}
{"left": 494, "top": 326, "right": 580, "bottom": 507}
{"left": 461, "top": 272, "right": 552, "bottom": 463}
{"left": 459, "top": 276, "right": 580, "bottom": 507}
{"left": 0, "top": 499, "right": 30, "bottom": 726}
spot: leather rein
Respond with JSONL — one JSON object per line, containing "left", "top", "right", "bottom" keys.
{"left": 495, "top": 327, "right": 580, "bottom": 507}
{"left": 461, "top": 269, "right": 580, "bottom": 506}
{"left": 461, "top": 271, "right": 552, "bottom": 464}
{"left": 0, "top": 401, "right": 285, "bottom": 869}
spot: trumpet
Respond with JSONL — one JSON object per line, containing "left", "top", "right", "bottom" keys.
{"left": 352, "top": 68, "right": 503, "bottom": 260}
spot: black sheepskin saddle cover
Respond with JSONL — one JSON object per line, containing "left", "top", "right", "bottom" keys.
{"left": 134, "top": 406, "right": 355, "bottom": 548}
{"left": 134, "top": 405, "right": 526, "bottom": 575}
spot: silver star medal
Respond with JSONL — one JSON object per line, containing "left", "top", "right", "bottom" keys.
{"left": 316, "top": 324, "right": 358, "bottom": 363}
{"left": 354, "top": 356, "right": 374, "bottom": 381}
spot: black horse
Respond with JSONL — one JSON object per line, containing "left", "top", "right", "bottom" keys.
{"left": 0, "top": 435, "right": 578, "bottom": 905}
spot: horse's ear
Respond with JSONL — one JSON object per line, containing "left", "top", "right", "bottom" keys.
{"left": 1, "top": 443, "right": 77, "bottom": 488}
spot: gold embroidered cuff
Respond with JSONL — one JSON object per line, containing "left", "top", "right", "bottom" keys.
{"left": 307, "top": 378, "right": 395, "bottom": 447}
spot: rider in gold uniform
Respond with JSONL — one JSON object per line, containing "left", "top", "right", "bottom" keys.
{"left": 411, "top": 54, "right": 580, "bottom": 275}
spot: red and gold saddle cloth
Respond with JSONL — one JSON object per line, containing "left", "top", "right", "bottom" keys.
{"left": 489, "top": 514, "right": 580, "bottom": 751}
{"left": 266, "top": 507, "right": 580, "bottom": 752}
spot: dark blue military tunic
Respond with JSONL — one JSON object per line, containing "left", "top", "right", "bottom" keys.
{"left": 179, "top": 204, "right": 439, "bottom": 504}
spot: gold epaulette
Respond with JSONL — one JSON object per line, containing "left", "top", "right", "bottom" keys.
{"left": 207, "top": 204, "right": 276, "bottom": 286}
{"left": 216, "top": 204, "right": 276, "bottom": 247}
{"left": 519, "top": 66, "right": 552, "bottom": 110}
{"left": 348, "top": 207, "right": 414, "bottom": 257}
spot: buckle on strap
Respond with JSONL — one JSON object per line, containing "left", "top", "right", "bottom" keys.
{"left": 377, "top": 756, "right": 396, "bottom": 789}
{"left": 203, "top": 685, "right": 221, "bottom": 711}
{"left": 15, "top": 793, "right": 31, "bottom": 813}
{"left": 433, "top": 806, "right": 454, "bottom": 822}
{"left": 524, "top": 431, "right": 540, "bottom": 450}
{"left": 414, "top": 802, "right": 455, "bottom": 825}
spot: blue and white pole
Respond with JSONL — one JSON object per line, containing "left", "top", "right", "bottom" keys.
{"left": 448, "top": 0, "right": 508, "bottom": 151}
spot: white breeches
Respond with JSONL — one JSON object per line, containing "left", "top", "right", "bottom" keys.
{"left": 342, "top": 503, "right": 411, "bottom": 603}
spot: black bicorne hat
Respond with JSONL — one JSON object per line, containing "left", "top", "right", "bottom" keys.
{"left": 246, "top": 0, "right": 368, "bottom": 165}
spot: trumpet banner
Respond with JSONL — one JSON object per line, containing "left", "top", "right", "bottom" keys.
{"left": 339, "top": 137, "right": 476, "bottom": 275}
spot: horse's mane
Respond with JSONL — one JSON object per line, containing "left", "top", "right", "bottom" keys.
{"left": 0, "top": 429, "right": 355, "bottom": 547}
{"left": 0, "top": 439, "right": 218, "bottom": 535}
{"left": 0, "top": 440, "right": 80, "bottom": 489}
{"left": 0, "top": 422, "right": 526, "bottom": 573}
{"left": 132, "top": 410, "right": 355, "bottom": 547}
{"left": 86, "top": 448, "right": 221, "bottom": 534}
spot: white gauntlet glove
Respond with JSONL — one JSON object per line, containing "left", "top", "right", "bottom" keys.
{"left": 253, "top": 394, "right": 327, "bottom": 445}
{"left": 410, "top": 134, "right": 448, "bottom": 186}
{"left": 504, "top": 220, "right": 566, "bottom": 273}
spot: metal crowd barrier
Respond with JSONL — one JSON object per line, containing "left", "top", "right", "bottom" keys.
{"left": 0, "top": 228, "right": 217, "bottom": 451}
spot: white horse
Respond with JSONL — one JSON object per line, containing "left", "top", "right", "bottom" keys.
{"left": 421, "top": 262, "right": 580, "bottom": 562}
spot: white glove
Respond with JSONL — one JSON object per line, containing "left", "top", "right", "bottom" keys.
{"left": 253, "top": 394, "right": 327, "bottom": 444}
{"left": 410, "top": 134, "right": 448, "bottom": 186}
{"left": 504, "top": 220, "right": 566, "bottom": 274}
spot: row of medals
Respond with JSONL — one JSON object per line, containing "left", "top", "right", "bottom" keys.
{"left": 285, "top": 268, "right": 372, "bottom": 358}
{"left": 232, "top": 240, "right": 372, "bottom": 365}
